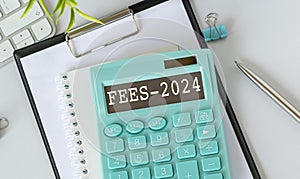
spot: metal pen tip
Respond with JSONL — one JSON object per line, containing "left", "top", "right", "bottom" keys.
{"left": 234, "top": 60, "right": 241, "bottom": 66}
{"left": 234, "top": 60, "right": 300, "bottom": 123}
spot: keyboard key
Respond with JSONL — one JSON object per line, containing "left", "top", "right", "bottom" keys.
{"left": 126, "top": 120, "right": 144, "bottom": 134}
{"left": 132, "top": 167, "right": 151, "bottom": 179}
{"left": 130, "top": 151, "right": 149, "bottom": 166}
{"left": 104, "top": 123, "right": 122, "bottom": 137}
{"left": 31, "top": 18, "right": 53, "bottom": 40}
{"left": 172, "top": 112, "right": 191, "bottom": 127}
{"left": 128, "top": 135, "right": 147, "bottom": 150}
{"left": 154, "top": 164, "right": 173, "bottom": 178}
{"left": 0, "top": 2, "right": 44, "bottom": 36}
{"left": 107, "top": 155, "right": 126, "bottom": 169}
{"left": 0, "top": 40, "right": 14, "bottom": 62}
{"left": 12, "top": 29, "right": 31, "bottom": 44}
{"left": 150, "top": 132, "right": 169, "bottom": 147}
{"left": 195, "top": 109, "right": 213, "bottom": 124}
{"left": 176, "top": 160, "right": 200, "bottom": 179}
{"left": 200, "top": 140, "right": 219, "bottom": 156}
{"left": 204, "top": 173, "right": 223, "bottom": 179}
{"left": 177, "top": 144, "right": 196, "bottom": 159}
{"left": 110, "top": 171, "right": 128, "bottom": 179}
{"left": 15, "top": 36, "right": 34, "bottom": 49}
{"left": 106, "top": 139, "right": 124, "bottom": 154}
{"left": 0, "top": 0, "right": 20, "bottom": 14}
{"left": 202, "top": 156, "right": 221, "bottom": 172}
{"left": 152, "top": 148, "right": 171, "bottom": 163}
{"left": 197, "top": 125, "right": 216, "bottom": 139}
{"left": 148, "top": 117, "right": 167, "bottom": 130}
{"left": 175, "top": 128, "right": 194, "bottom": 143}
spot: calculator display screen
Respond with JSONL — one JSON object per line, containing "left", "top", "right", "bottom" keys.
{"left": 104, "top": 72, "right": 204, "bottom": 113}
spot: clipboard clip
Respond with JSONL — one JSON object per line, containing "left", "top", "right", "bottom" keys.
{"left": 203, "top": 12, "right": 227, "bottom": 42}
{"left": 65, "top": 9, "right": 140, "bottom": 58}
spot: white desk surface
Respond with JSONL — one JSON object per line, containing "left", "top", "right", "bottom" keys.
{"left": 1, "top": 0, "right": 300, "bottom": 178}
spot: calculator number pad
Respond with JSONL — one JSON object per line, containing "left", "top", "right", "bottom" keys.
{"left": 104, "top": 109, "right": 223, "bottom": 178}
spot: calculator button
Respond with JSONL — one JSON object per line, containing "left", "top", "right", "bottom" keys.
{"left": 202, "top": 156, "right": 221, "bottom": 172}
{"left": 197, "top": 125, "right": 216, "bottom": 139}
{"left": 0, "top": 0, "right": 20, "bottom": 14}
{"left": 128, "top": 135, "right": 147, "bottom": 150}
{"left": 152, "top": 148, "right": 171, "bottom": 163}
{"left": 0, "top": 40, "right": 14, "bottom": 62}
{"left": 107, "top": 155, "right": 126, "bottom": 169}
{"left": 148, "top": 117, "right": 167, "bottom": 131}
{"left": 204, "top": 173, "right": 223, "bottom": 179}
{"left": 132, "top": 167, "right": 151, "bottom": 179}
{"left": 126, "top": 120, "right": 144, "bottom": 134}
{"left": 150, "top": 132, "right": 169, "bottom": 147}
{"left": 154, "top": 164, "right": 173, "bottom": 178}
{"left": 106, "top": 139, "right": 124, "bottom": 154}
{"left": 31, "top": 18, "right": 53, "bottom": 40}
{"left": 172, "top": 112, "right": 191, "bottom": 127}
{"left": 200, "top": 140, "right": 219, "bottom": 156}
{"left": 177, "top": 144, "right": 196, "bottom": 159}
{"left": 175, "top": 128, "right": 194, "bottom": 143}
{"left": 130, "top": 151, "right": 149, "bottom": 166}
{"left": 176, "top": 160, "right": 200, "bottom": 179}
{"left": 195, "top": 109, "right": 213, "bottom": 124}
{"left": 110, "top": 171, "right": 128, "bottom": 179}
{"left": 104, "top": 124, "right": 122, "bottom": 137}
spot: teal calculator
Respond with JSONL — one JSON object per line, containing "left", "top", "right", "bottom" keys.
{"left": 90, "top": 49, "right": 231, "bottom": 179}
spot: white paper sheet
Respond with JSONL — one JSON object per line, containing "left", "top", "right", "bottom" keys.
{"left": 20, "top": 0, "right": 253, "bottom": 178}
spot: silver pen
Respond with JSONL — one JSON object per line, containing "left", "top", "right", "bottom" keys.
{"left": 235, "top": 61, "right": 300, "bottom": 123}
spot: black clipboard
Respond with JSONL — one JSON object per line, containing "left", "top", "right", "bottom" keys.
{"left": 14, "top": 0, "right": 261, "bottom": 178}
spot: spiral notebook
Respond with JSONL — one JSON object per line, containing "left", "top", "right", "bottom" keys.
{"left": 14, "top": 0, "right": 261, "bottom": 178}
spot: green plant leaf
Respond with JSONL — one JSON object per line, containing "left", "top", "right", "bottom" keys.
{"left": 52, "top": 0, "right": 64, "bottom": 15}
{"left": 21, "top": 0, "right": 35, "bottom": 18}
{"left": 66, "top": 8, "right": 76, "bottom": 32}
{"left": 38, "top": 0, "right": 52, "bottom": 20}
{"left": 74, "top": 8, "right": 104, "bottom": 25}
{"left": 66, "top": 0, "right": 78, "bottom": 7}
{"left": 55, "top": 1, "right": 66, "bottom": 24}
{"left": 23, "top": 0, "right": 104, "bottom": 33}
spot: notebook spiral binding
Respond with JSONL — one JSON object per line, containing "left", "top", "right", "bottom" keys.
{"left": 56, "top": 74, "right": 89, "bottom": 178}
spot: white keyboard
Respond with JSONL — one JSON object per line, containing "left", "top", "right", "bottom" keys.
{"left": 0, "top": 0, "right": 56, "bottom": 66}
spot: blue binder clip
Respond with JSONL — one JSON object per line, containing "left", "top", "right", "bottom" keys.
{"left": 203, "top": 13, "right": 227, "bottom": 42}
